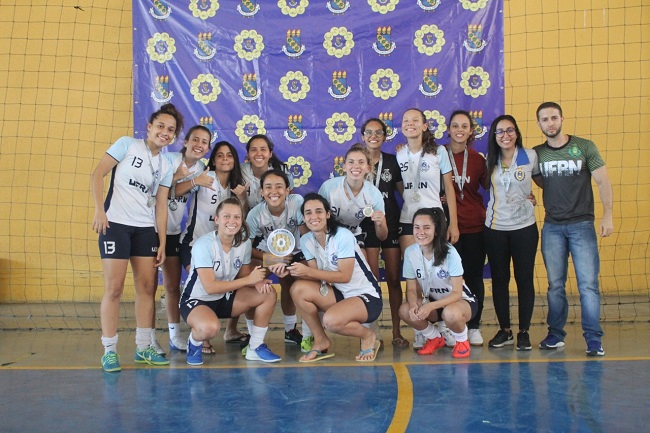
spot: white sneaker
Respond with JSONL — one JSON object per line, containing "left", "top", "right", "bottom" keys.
{"left": 468, "top": 328, "right": 484, "bottom": 346}
{"left": 170, "top": 335, "right": 188, "bottom": 352}
{"left": 413, "top": 330, "right": 426, "bottom": 349}
{"left": 150, "top": 338, "right": 166, "bottom": 356}
{"left": 435, "top": 322, "right": 456, "bottom": 347}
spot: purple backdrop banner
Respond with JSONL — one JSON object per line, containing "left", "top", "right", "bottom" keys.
{"left": 133, "top": 0, "right": 504, "bottom": 192}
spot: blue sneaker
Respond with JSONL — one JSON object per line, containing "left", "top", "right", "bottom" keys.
{"left": 586, "top": 340, "right": 605, "bottom": 356}
{"left": 101, "top": 351, "right": 121, "bottom": 372}
{"left": 539, "top": 334, "right": 565, "bottom": 350}
{"left": 135, "top": 347, "right": 170, "bottom": 366}
{"left": 245, "top": 343, "right": 281, "bottom": 363}
{"left": 186, "top": 339, "right": 203, "bottom": 365}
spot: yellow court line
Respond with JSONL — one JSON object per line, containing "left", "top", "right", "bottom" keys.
{"left": 386, "top": 364, "right": 413, "bottom": 433}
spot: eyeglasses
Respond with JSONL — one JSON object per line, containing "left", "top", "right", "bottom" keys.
{"left": 363, "top": 130, "right": 385, "bottom": 137}
{"left": 495, "top": 127, "right": 517, "bottom": 137}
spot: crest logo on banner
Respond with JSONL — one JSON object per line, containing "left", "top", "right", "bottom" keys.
{"left": 237, "top": 0, "right": 259, "bottom": 16}
{"left": 188, "top": 0, "right": 219, "bottom": 20}
{"left": 149, "top": 0, "right": 171, "bottom": 19}
{"left": 235, "top": 115, "right": 266, "bottom": 143}
{"left": 460, "top": 0, "right": 489, "bottom": 12}
{"left": 327, "top": 0, "right": 350, "bottom": 14}
{"left": 234, "top": 30, "right": 264, "bottom": 61}
{"left": 464, "top": 24, "right": 486, "bottom": 53}
{"left": 284, "top": 115, "right": 307, "bottom": 143}
{"left": 286, "top": 156, "right": 312, "bottom": 188}
{"left": 282, "top": 30, "right": 305, "bottom": 58}
{"left": 419, "top": 68, "right": 443, "bottom": 97}
{"left": 324, "top": 27, "right": 354, "bottom": 58}
{"left": 278, "top": 0, "right": 308, "bottom": 17}
{"left": 238, "top": 73, "right": 260, "bottom": 102}
{"left": 460, "top": 66, "right": 491, "bottom": 98}
{"left": 379, "top": 112, "right": 397, "bottom": 141}
{"left": 325, "top": 112, "right": 356, "bottom": 144}
{"left": 331, "top": 156, "right": 345, "bottom": 178}
{"left": 194, "top": 32, "right": 216, "bottom": 61}
{"left": 280, "top": 71, "right": 310, "bottom": 102}
{"left": 417, "top": 0, "right": 441, "bottom": 11}
{"left": 146, "top": 32, "right": 175, "bottom": 63}
{"left": 328, "top": 71, "right": 351, "bottom": 99}
{"left": 470, "top": 110, "right": 487, "bottom": 139}
{"left": 199, "top": 116, "right": 219, "bottom": 144}
{"left": 151, "top": 75, "right": 173, "bottom": 103}
{"left": 424, "top": 110, "right": 447, "bottom": 140}
{"left": 414, "top": 25, "right": 445, "bottom": 56}
{"left": 369, "top": 69, "right": 401, "bottom": 100}
{"left": 368, "top": 0, "right": 399, "bottom": 14}
{"left": 190, "top": 74, "right": 221, "bottom": 104}
{"left": 373, "top": 27, "right": 396, "bottom": 55}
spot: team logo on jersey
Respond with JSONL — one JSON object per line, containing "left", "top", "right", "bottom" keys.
{"left": 417, "top": 0, "right": 440, "bottom": 11}
{"left": 331, "top": 156, "right": 345, "bottom": 178}
{"left": 420, "top": 161, "right": 431, "bottom": 172}
{"left": 234, "top": 30, "right": 264, "bottom": 61}
{"left": 325, "top": 112, "right": 356, "bottom": 144}
{"left": 286, "top": 156, "right": 312, "bottom": 188}
{"left": 419, "top": 68, "right": 443, "bottom": 97}
{"left": 464, "top": 24, "right": 487, "bottom": 53}
{"left": 328, "top": 71, "right": 351, "bottom": 99}
{"left": 470, "top": 110, "right": 487, "bottom": 139}
{"left": 569, "top": 145, "right": 582, "bottom": 157}
{"left": 199, "top": 116, "right": 219, "bottom": 144}
{"left": 278, "top": 0, "right": 307, "bottom": 17}
{"left": 327, "top": 0, "right": 350, "bottom": 14}
{"left": 423, "top": 110, "right": 447, "bottom": 140}
{"left": 288, "top": 218, "right": 298, "bottom": 228}
{"left": 330, "top": 254, "right": 339, "bottom": 267}
{"left": 237, "top": 0, "right": 259, "bottom": 16}
{"left": 369, "top": 69, "right": 401, "bottom": 100}
{"left": 460, "top": 66, "right": 491, "bottom": 98}
{"left": 284, "top": 114, "right": 307, "bottom": 143}
{"left": 190, "top": 74, "right": 221, "bottom": 104}
{"left": 238, "top": 73, "right": 261, "bottom": 102}
{"left": 235, "top": 115, "right": 266, "bottom": 143}
{"left": 149, "top": 0, "right": 171, "bottom": 19}
{"left": 282, "top": 30, "right": 305, "bottom": 58}
{"left": 189, "top": 0, "right": 219, "bottom": 20}
{"left": 413, "top": 24, "right": 445, "bottom": 56}
{"left": 324, "top": 27, "right": 355, "bottom": 59}
{"left": 373, "top": 27, "right": 396, "bottom": 55}
{"left": 234, "top": 257, "right": 243, "bottom": 269}
{"left": 151, "top": 75, "right": 173, "bottom": 103}
{"left": 194, "top": 32, "right": 216, "bottom": 61}
{"left": 280, "top": 71, "right": 310, "bottom": 102}
{"left": 380, "top": 168, "right": 393, "bottom": 183}
{"left": 378, "top": 112, "right": 398, "bottom": 140}
{"left": 514, "top": 167, "right": 526, "bottom": 182}
{"left": 437, "top": 269, "right": 449, "bottom": 279}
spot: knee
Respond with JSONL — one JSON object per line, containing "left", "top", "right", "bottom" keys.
{"left": 290, "top": 281, "right": 308, "bottom": 302}
{"left": 322, "top": 312, "right": 343, "bottom": 332}
{"left": 103, "top": 284, "right": 124, "bottom": 301}
{"left": 398, "top": 303, "right": 411, "bottom": 323}
{"left": 441, "top": 308, "right": 464, "bottom": 328}
{"left": 195, "top": 320, "right": 220, "bottom": 340}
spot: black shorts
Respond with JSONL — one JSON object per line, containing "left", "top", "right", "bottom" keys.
{"left": 361, "top": 218, "right": 400, "bottom": 249}
{"left": 333, "top": 288, "right": 383, "bottom": 324}
{"left": 180, "top": 292, "right": 237, "bottom": 323}
{"left": 180, "top": 241, "right": 192, "bottom": 270}
{"left": 399, "top": 223, "right": 414, "bottom": 237}
{"left": 166, "top": 234, "right": 181, "bottom": 257}
{"left": 98, "top": 222, "right": 158, "bottom": 259}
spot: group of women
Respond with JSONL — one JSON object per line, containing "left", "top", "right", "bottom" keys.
{"left": 92, "top": 103, "right": 539, "bottom": 372}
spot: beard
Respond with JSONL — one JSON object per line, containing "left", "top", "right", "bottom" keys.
{"left": 543, "top": 124, "right": 562, "bottom": 138}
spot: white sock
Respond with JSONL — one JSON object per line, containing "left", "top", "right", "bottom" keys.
{"left": 189, "top": 333, "right": 202, "bottom": 347}
{"left": 151, "top": 328, "right": 158, "bottom": 344}
{"left": 168, "top": 323, "right": 180, "bottom": 339}
{"left": 302, "top": 319, "right": 312, "bottom": 338}
{"left": 249, "top": 325, "right": 268, "bottom": 350}
{"left": 101, "top": 334, "right": 118, "bottom": 354}
{"left": 136, "top": 328, "right": 152, "bottom": 350}
{"left": 284, "top": 315, "right": 297, "bottom": 332}
{"left": 246, "top": 319, "right": 255, "bottom": 335}
{"left": 421, "top": 323, "right": 442, "bottom": 340}
{"left": 451, "top": 326, "right": 468, "bottom": 343}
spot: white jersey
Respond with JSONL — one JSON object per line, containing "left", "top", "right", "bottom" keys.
{"left": 318, "top": 177, "right": 385, "bottom": 235}
{"left": 165, "top": 152, "right": 207, "bottom": 235}
{"left": 301, "top": 228, "right": 381, "bottom": 299}
{"left": 241, "top": 162, "right": 293, "bottom": 209}
{"left": 180, "top": 231, "right": 252, "bottom": 302}
{"left": 104, "top": 136, "right": 173, "bottom": 227}
{"left": 403, "top": 243, "right": 475, "bottom": 303}
{"left": 396, "top": 145, "right": 452, "bottom": 224}
{"left": 246, "top": 194, "right": 304, "bottom": 254}
{"left": 180, "top": 172, "right": 232, "bottom": 247}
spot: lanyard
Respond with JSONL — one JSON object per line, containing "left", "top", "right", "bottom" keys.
{"left": 419, "top": 249, "right": 435, "bottom": 299}
{"left": 212, "top": 233, "right": 236, "bottom": 281}
{"left": 312, "top": 234, "right": 331, "bottom": 270}
{"left": 373, "top": 153, "right": 384, "bottom": 189}
{"left": 448, "top": 147, "right": 468, "bottom": 200}
{"left": 407, "top": 149, "right": 423, "bottom": 199}
{"left": 343, "top": 178, "right": 370, "bottom": 210}
{"left": 262, "top": 200, "right": 289, "bottom": 231}
{"left": 143, "top": 141, "right": 162, "bottom": 205}
{"left": 498, "top": 147, "right": 519, "bottom": 194}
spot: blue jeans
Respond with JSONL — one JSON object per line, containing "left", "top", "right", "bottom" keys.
{"left": 541, "top": 221, "right": 604, "bottom": 343}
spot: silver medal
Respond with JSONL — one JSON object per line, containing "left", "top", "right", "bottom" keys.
{"left": 412, "top": 191, "right": 421, "bottom": 202}
{"left": 319, "top": 282, "right": 329, "bottom": 297}
{"left": 147, "top": 196, "right": 156, "bottom": 207}
{"left": 460, "top": 192, "right": 464, "bottom": 201}
{"left": 363, "top": 205, "right": 374, "bottom": 217}
{"left": 168, "top": 200, "right": 178, "bottom": 211}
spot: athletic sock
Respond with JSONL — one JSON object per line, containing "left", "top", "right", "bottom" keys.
{"left": 421, "top": 323, "right": 442, "bottom": 340}
{"left": 246, "top": 319, "right": 255, "bottom": 336}
{"left": 451, "top": 326, "right": 468, "bottom": 343}
{"left": 168, "top": 323, "right": 180, "bottom": 339}
{"left": 136, "top": 327, "right": 152, "bottom": 351}
{"left": 249, "top": 325, "right": 268, "bottom": 350}
{"left": 284, "top": 314, "right": 297, "bottom": 332}
{"left": 302, "top": 319, "right": 312, "bottom": 338}
{"left": 101, "top": 334, "right": 118, "bottom": 354}
{"left": 189, "top": 333, "right": 202, "bottom": 347}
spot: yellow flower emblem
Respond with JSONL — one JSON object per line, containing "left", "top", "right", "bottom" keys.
{"left": 146, "top": 33, "right": 176, "bottom": 63}
{"left": 235, "top": 115, "right": 266, "bottom": 143}
{"left": 369, "top": 69, "right": 401, "bottom": 100}
{"left": 279, "top": 71, "right": 310, "bottom": 102}
{"left": 459, "top": 0, "right": 488, "bottom": 12}
{"left": 460, "top": 66, "right": 491, "bottom": 98}
{"left": 423, "top": 110, "right": 447, "bottom": 140}
{"left": 278, "top": 0, "right": 308, "bottom": 17}
{"left": 188, "top": 0, "right": 220, "bottom": 20}
{"left": 286, "top": 156, "right": 312, "bottom": 188}
{"left": 190, "top": 74, "right": 221, "bottom": 104}
{"left": 413, "top": 24, "right": 445, "bottom": 56}
{"left": 325, "top": 112, "right": 356, "bottom": 144}
{"left": 367, "top": 0, "right": 399, "bottom": 14}
{"left": 323, "top": 27, "right": 354, "bottom": 58}
{"left": 234, "top": 30, "right": 264, "bottom": 61}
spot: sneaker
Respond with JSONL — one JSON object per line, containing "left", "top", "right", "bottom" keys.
{"left": 101, "top": 351, "right": 121, "bottom": 372}
{"left": 301, "top": 336, "right": 314, "bottom": 353}
{"left": 245, "top": 343, "right": 281, "bottom": 363}
{"left": 135, "top": 347, "right": 171, "bottom": 366}
{"left": 285, "top": 326, "right": 303, "bottom": 345}
{"left": 150, "top": 338, "right": 166, "bottom": 356}
{"left": 436, "top": 322, "right": 456, "bottom": 347}
{"left": 586, "top": 340, "right": 605, "bottom": 356}
{"left": 516, "top": 330, "right": 532, "bottom": 351}
{"left": 539, "top": 334, "right": 565, "bottom": 350}
{"left": 241, "top": 344, "right": 248, "bottom": 357}
{"left": 468, "top": 328, "right": 484, "bottom": 346}
{"left": 413, "top": 331, "right": 426, "bottom": 349}
{"left": 417, "top": 336, "right": 445, "bottom": 355}
{"left": 452, "top": 340, "right": 471, "bottom": 358}
{"left": 170, "top": 335, "right": 188, "bottom": 352}
{"left": 488, "top": 329, "right": 514, "bottom": 348}
{"left": 186, "top": 339, "right": 203, "bottom": 366}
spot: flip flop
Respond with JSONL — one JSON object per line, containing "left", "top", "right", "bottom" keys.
{"left": 356, "top": 340, "right": 381, "bottom": 362}
{"left": 225, "top": 334, "right": 250, "bottom": 344}
{"left": 202, "top": 341, "right": 216, "bottom": 355}
{"left": 299, "top": 349, "right": 336, "bottom": 363}
{"left": 392, "top": 337, "right": 410, "bottom": 349}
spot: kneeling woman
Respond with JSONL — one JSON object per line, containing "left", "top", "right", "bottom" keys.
{"left": 276, "top": 193, "right": 382, "bottom": 362}
{"left": 180, "top": 198, "right": 281, "bottom": 365}
{"left": 399, "top": 208, "right": 478, "bottom": 359}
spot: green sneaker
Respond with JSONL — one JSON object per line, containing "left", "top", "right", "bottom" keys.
{"left": 101, "top": 351, "right": 121, "bottom": 372}
{"left": 301, "top": 336, "right": 314, "bottom": 353}
{"left": 241, "top": 344, "right": 248, "bottom": 357}
{"left": 135, "top": 346, "right": 170, "bottom": 366}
